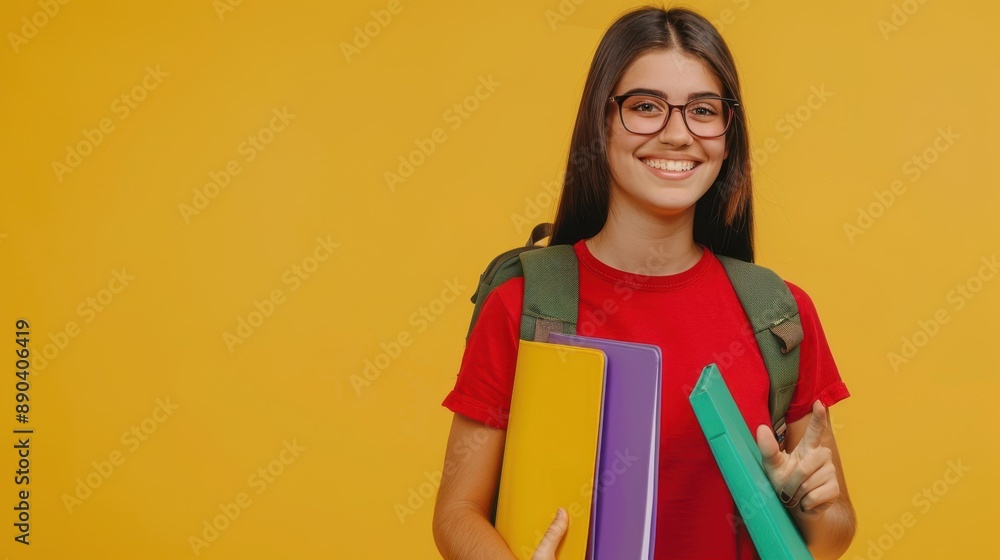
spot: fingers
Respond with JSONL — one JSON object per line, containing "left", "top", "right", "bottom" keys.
{"left": 781, "top": 457, "right": 837, "bottom": 512}
{"left": 532, "top": 508, "right": 568, "bottom": 560}
{"left": 780, "top": 443, "right": 833, "bottom": 501}
{"left": 797, "top": 401, "right": 828, "bottom": 451}
{"left": 797, "top": 478, "right": 840, "bottom": 514}
{"left": 755, "top": 424, "right": 784, "bottom": 473}
{"left": 758, "top": 409, "right": 839, "bottom": 518}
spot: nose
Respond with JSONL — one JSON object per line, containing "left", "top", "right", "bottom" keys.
{"left": 657, "top": 106, "right": 692, "bottom": 145}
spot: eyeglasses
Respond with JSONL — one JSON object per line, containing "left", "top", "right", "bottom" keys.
{"left": 608, "top": 93, "right": 740, "bottom": 138}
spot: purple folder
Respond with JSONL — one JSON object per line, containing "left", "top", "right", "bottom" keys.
{"left": 548, "top": 333, "right": 662, "bottom": 560}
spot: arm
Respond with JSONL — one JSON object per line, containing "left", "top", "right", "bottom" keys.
{"left": 432, "top": 413, "right": 566, "bottom": 560}
{"left": 756, "top": 401, "right": 857, "bottom": 559}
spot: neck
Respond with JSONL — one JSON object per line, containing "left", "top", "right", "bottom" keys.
{"left": 585, "top": 201, "right": 702, "bottom": 276}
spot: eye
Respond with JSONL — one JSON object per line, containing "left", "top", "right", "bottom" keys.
{"left": 625, "top": 96, "right": 665, "bottom": 117}
{"left": 687, "top": 101, "right": 721, "bottom": 121}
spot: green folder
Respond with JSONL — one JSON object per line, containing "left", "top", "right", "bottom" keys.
{"left": 689, "top": 364, "right": 813, "bottom": 560}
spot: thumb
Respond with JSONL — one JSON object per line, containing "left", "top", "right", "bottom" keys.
{"left": 755, "top": 424, "right": 784, "bottom": 472}
{"left": 532, "top": 508, "right": 568, "bottom": 560}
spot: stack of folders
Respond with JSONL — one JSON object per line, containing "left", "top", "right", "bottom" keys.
{"left": 689, "top": 364, "right": 814, "bottom": 560}
{"left": 494, "top": 335, "right": 662, "bottom": 560}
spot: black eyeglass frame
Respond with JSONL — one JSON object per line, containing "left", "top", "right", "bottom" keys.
{"left": 608, "top": 94, "right": 741, "bottom": 138}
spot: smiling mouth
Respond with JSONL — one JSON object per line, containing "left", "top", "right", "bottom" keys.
{"left": 641, "top": 158, "right": 699, "bottom": 172}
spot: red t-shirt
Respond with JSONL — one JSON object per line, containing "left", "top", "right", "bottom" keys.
{"left": 442, "top": 240, "right": 850, "bottom": 559}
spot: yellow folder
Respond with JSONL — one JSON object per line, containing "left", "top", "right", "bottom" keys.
{"left": 495, "top": 340, "right": 607, "bottom": 560}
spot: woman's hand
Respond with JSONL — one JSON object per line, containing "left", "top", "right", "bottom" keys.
{"left": 531, "top": 508, "right": 568, "bottom": 560}
{"left": 755, "top": 400, "right": 840, "bottom": 517}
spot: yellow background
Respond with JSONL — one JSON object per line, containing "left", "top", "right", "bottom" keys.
{"left": 0, "top": 0, "right": 996, "bottom": 558}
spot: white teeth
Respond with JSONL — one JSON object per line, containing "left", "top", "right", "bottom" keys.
{"left": 643, "top": 158, "right": 697, "bottom": 171}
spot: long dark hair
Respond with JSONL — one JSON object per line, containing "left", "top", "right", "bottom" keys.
{"left": 549, "top": 5, "right": 755, "bottom": 262}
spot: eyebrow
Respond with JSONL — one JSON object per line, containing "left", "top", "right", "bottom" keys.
{"left": 618, "top": 87, "right": 723, "bottom": 100}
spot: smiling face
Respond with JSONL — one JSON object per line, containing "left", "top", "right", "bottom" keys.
{"left": 604, "top": 48, "right": 729, "bottom": 221}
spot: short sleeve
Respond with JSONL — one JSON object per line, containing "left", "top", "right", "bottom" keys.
{"left": 441, "top": 278, "right": 524, "bottom": 429}
{"left": 784, "top": 281, "right": 851, "bottom": 424}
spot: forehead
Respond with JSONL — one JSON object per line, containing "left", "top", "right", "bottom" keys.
{"left": 614, "top": 49, "right": 724, "bottom": 98}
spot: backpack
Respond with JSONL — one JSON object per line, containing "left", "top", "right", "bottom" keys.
{"left": 466, "top": 223, "right": 804, "bottom": 447}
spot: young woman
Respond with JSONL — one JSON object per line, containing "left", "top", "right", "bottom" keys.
{"left": 433, "top": 6, "right": 856, "bottom": 559}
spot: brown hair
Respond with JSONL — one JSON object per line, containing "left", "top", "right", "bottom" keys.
{"left": 549, "top": 5, "right": 755, "bottom": 262}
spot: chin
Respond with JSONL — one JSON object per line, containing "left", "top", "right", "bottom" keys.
{"left": 609, "top": 169, "right": 714, "bottom": 218}
{"left": 637, "top": 182, "right": 710, "bottom": 212}
{"left": 630, "top": 193, "right": 701, "bottom": 217}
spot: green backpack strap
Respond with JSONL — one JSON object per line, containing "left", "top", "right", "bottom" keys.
{"left": 518, "top": 245, "right": 578, "bottom": 341}
{"left": 466, "top": 224, "right": 554, "bottom": 342}
{"left": 716, "top": 255, "right": 804, "bottom": 447}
